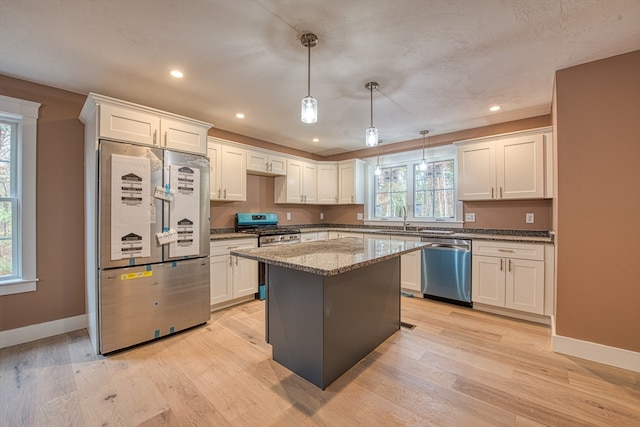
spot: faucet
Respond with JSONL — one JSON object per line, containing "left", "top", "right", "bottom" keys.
{"left": 399, "top": 205, "right": 408, "bottom": 231}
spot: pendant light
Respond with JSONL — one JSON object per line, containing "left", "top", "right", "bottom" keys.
{"left": 300, "top": 33, "right": 318, "bottom": 124}
{"left": 375, "top": 140, "right": 383, "bottom": 175}
{"left": 419, "top": 129, "right": 429, "bottom": 171}
{"left": 365, "top": 82, "right": 379, "bottom": 147}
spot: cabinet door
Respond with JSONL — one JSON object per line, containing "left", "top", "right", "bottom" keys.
{"left": 283, "top": 159, "right": 304, "bottom": 203}
{"left": 208, "top": 142, "right": 222, "bottom": 200}
{"left": 161, "top": 118, "right": 208, "bottom": 155}
{"left": 301, "top": 232, "right": 318, "bottom": 242}
{"left": 505, "top": 258, "right": 544, "bottom": 314}
{"left": 497, "top": 134, "right": 544, "bottom": 199}
{"left": 302, "top": 161, "right": 317, "bottom": 203}
{"left": 472, "top": 255, "right": 505, "bottom": 307}
{"left": 401, "top": 250, "right": 422, "bottom": 292}
{"left": 317, "top": 163, "right": 338, "bottom": 204}
{"left": 220, "top": 145, "right": 247, "bottom": 201}
{"left": 458, "top": 141, "right": 495, "bottom": 200}
{"left": 210, "top": 254, "right": 232, "bottom": 305}
{"left": 247, "top": 150, "right": 269, "bottom": 173}
{"left": 99, "top": 103, "right": 160, "bottom": 146}
{"left": 233, "top": 256, "right": 258, "bottom": 298}
{"left": 338, "top": 160, "right": 364, "bottom": 204}
{"left": 269, "top": 154, "right": 287, "bottom": 175}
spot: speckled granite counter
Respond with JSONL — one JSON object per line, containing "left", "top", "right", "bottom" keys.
{"left": 231, "top": 237, "right": 428, "bottom": 276}
{"left": 210, "top": 232, "right": 257, "bottom": 241}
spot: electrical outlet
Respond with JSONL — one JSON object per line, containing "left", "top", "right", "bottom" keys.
{"left": 526, "top": 213, "right": 535, "bottom": 223}
{"left": 286, "top": 212, "right": 291, "bottom": 220}
{"left": 320, "top": 212, "right": 324, "bottom": 220}
{"left": 357, "top": 213, "right": 364, "bottom": 220}
{"left": 465, "top": 213, "right": 476, "bottom": 222}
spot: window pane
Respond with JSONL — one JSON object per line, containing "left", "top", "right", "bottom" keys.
{"left": 374, "top": 165, "right": 407, "bottom": 218}
{"left": 414, "top": 160, "right": 455, "bottom": 218}
{"left": 0, "top": 123, "right": 11, "bottom": 198}
{"left": 0, "top": 201, "right": 13, "bottom": 277}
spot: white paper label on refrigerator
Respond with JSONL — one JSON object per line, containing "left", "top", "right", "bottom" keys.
{"left": 111, "top": 154, "right": 151, "bottom": 260}
{"left": 153, "top": 185, "right": 174, "bottom": 201}
{"left": 168, "top": 165, "right": 200, "bottom": 257}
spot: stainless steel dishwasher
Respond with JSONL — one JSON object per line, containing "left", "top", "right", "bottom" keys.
{"left": 421, "top": 238, "right": 472, "bottom": 307}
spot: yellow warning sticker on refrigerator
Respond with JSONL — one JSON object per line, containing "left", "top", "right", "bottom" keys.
{"left": 120, "top": 271, "right": 153, "bottom": 280}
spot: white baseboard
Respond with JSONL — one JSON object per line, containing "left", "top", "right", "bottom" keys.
{"left": 0, "top": 314, "right": 87, "bottom": 349}
{"left": 552, "top": 332, "right": 640, "bottom": 373}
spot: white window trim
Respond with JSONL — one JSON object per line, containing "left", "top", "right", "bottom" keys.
{"left": 363, "top": 145, "right": 463, "bottom": 227}
{"left": 0, "top": 95, "right": 40, "bottom": 296}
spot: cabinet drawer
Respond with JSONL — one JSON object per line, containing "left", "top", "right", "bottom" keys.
{"left": 472, "top": 241, "right": 544, "bottom": 261}
{"left": 210, "top": 238, "right": 257, "bottom": 256}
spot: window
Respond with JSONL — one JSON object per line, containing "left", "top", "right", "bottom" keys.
{"left": 374, "top": 165, "right": 407, "bottom": 217}
{"left": 0, "top": 95, "right": 40, "bottom": 296}
{"left": 414, "top": 160, "right": 455, "bottom": 219}
{"left": 369, "top": 146, "right": 458, "bottom": 223}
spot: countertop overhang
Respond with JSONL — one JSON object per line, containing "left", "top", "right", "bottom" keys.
{"left": 231, "top": 237, "right": 428, "bottom": 276}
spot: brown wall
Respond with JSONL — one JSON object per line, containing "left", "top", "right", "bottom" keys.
{"left": 0, "top": 75, "right": 86, "bottom": 331}
{"left": 463, "top": 200, "right": 552, "bottom": 230}
{"left": 210, "top": 175, "right": 365, "bottom": 228}
{"left": 555, "top": 50, "right": 640, "bottom": 352}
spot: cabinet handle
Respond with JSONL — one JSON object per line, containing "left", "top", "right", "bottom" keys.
{"left": 217, "top": 188, "right": 221, "bottom": 199}
{"left": 235, "top": 256, "right": 239, "bottom": 266}
{"left": 500, "top": 259, "right": 504, "bottom": 271}
{"left": 508, "top": 259, "right": 512, "bottom": 272}
{"left": 153, "top": 130, "right": 157, "bottom": 144}
{"left": 500, "top": 187, "right": 503, "bottom": 198}
{"left": 228, "top": 256, "right": 233, "bottom": 266}
{"left": 498, "top": 249, "right": 514, "bottom": 253}
{"left": 223, "top": 188, "right": 227, "bottom": 199}
{"left": 491, "top": 187, "right": 495, "bottom": 199}
{"left": 164, "top": 132, "right": 167, "bottom": 146}
{"left": 351, "top": 195, "right": 354, "bottom": 203}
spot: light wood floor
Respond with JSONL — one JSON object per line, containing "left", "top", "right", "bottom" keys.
{"left": 1, "top": 297, "right": 638, "bottom": 426}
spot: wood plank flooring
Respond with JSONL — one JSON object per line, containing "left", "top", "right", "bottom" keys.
{"left": 1, "top": 297, "right": 638, "bottom": 426}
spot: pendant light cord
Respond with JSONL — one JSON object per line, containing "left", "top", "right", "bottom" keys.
{"left": 307, "top": 43, "right": 311, "bottom": 97}
{"left": 370, "top": 85, "right": 374, "bottom": 127}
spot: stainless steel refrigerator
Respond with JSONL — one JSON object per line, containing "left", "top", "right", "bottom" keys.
{"left": 97, "top": 140, "right": 210, "bottom": 353}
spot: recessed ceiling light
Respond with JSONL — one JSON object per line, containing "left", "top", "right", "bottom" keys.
{"left": 170, "top": 70, "right": 183, "bottom": 78}
{"left": 235, "top": 113, "right": 245, "bottom": 119}
{"left": 312, "top": 138, "right": 319, "bottom": 143}
{"left": 489, "top": 105, "right": 501, "bottom": 112}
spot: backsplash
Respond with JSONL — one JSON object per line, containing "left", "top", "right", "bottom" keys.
{"left": 463, "top": 199, "right": 552, "bottom": 230}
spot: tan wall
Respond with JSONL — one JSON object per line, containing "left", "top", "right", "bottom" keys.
{"left": 0, "top": 75, "right": 86, "bottom": 331}
{"left": 463, "top": 200, "right": 552, "bottom": 230}
{"left": 555, "top": 50, "right": 640, "bottom": 352}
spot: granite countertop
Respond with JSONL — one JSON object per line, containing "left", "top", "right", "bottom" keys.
{"left": 231, "top": 237, "right": 428, "bottom": 276}
{"left": 210, "top": 232, "right": 257, "bottom": 241}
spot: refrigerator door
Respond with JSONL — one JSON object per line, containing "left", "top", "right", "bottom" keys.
{"left": 99, "top": 258, "right": 210, "bottom": 353}
{"left": 99, "top": 140, "right": 164, "bottom": 269}
{"left": 163, "top": 150, "right": 210, "bottom": 260}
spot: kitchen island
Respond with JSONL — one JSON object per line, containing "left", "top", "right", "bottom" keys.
{"left": 231, "top": 237, "right": 428, "bottom": 389}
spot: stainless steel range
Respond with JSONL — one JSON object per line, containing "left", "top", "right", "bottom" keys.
{"left": 235, "top": 213, "right": 301, "bottom": 247}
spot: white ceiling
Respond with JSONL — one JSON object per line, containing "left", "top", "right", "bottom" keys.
{"left": 1, "top": 1, "right": 639, "bottom": 156}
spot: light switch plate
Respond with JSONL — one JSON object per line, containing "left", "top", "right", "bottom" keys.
{"left": 526, "top": 213, "right": 535, "bottom": 223}
{"left": 465, "top": 213, "right": 476, "bottom": 222}
{"left": 357, "top": 213, "right": 364, "bottom": 220}
{"left": 320, "top": 212, "right": 324, "bottom": 220}
{"left": 286, "top": 212, "right": 291, "bottom": 220}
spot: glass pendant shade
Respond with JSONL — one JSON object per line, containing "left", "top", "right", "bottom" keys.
{"left": 365, "top": 127, "right": 379, "bottom": 147}
{"left": 375, "top": 164, "right": 382, "bottom": 175}
{"left": 419, "top": 158, "right": 427, "bottom": 171}
{"left": 301, "top": 96, "right": 318, "bottom": 123}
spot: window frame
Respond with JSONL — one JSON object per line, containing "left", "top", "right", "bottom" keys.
{"left": 0, "top": 95, "right": 40, "bottom": 296}
{"left": 365, "top": 145, "right": 461, "bottom": 225}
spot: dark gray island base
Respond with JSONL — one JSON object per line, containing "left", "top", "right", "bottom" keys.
{"left": 231, "top": 237, "right": 427, "bottom": 389}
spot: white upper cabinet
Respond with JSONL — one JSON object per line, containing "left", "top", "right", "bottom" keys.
{"left": 338, "top": 159, "right": 365, "bottom": 204}
{"left": 317, "top": 162, "right": 338, "bottom": 204}
{"left": 246, "top": 149, "right": 287, "bottom": 175}
{"left": 457, "top": 130, "right": 548, "bottom": 200}
{"left": 274, "top": 158, "right": 317, "bottom": 204}
{"left": 81, "top": 93, "right": 211, "bottom": 155}
{"left": 208, "top": 138, "right": 247, "bottom": 201}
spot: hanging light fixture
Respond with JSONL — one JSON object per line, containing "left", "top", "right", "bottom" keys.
{"left": 300, "top": 32, "right": 318, "bottom": 123}
{"left": 419, "top": 129, "right": 429, "bottom": 171}
{"left": 365, "top": 82, "right": 379, "bottom": 147}
{"left": 375, "top": 140, "right": 383, "bottom": 175}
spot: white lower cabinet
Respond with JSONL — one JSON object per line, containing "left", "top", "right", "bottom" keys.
{"left": 210, "top": 238, "right": 258, "bottom": 308}
{"left": 472, "top": 241, "right": 544, "bottom": 315}
{"left": 398, "top": 236, "right": 422, "bottom": 293}
{"left": 301, "top": 232, "right": 318, "bottom": 242}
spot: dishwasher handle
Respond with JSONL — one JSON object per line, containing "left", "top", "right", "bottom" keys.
{"left": 426, "top": 242, "right": 470, "bottom": 251}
